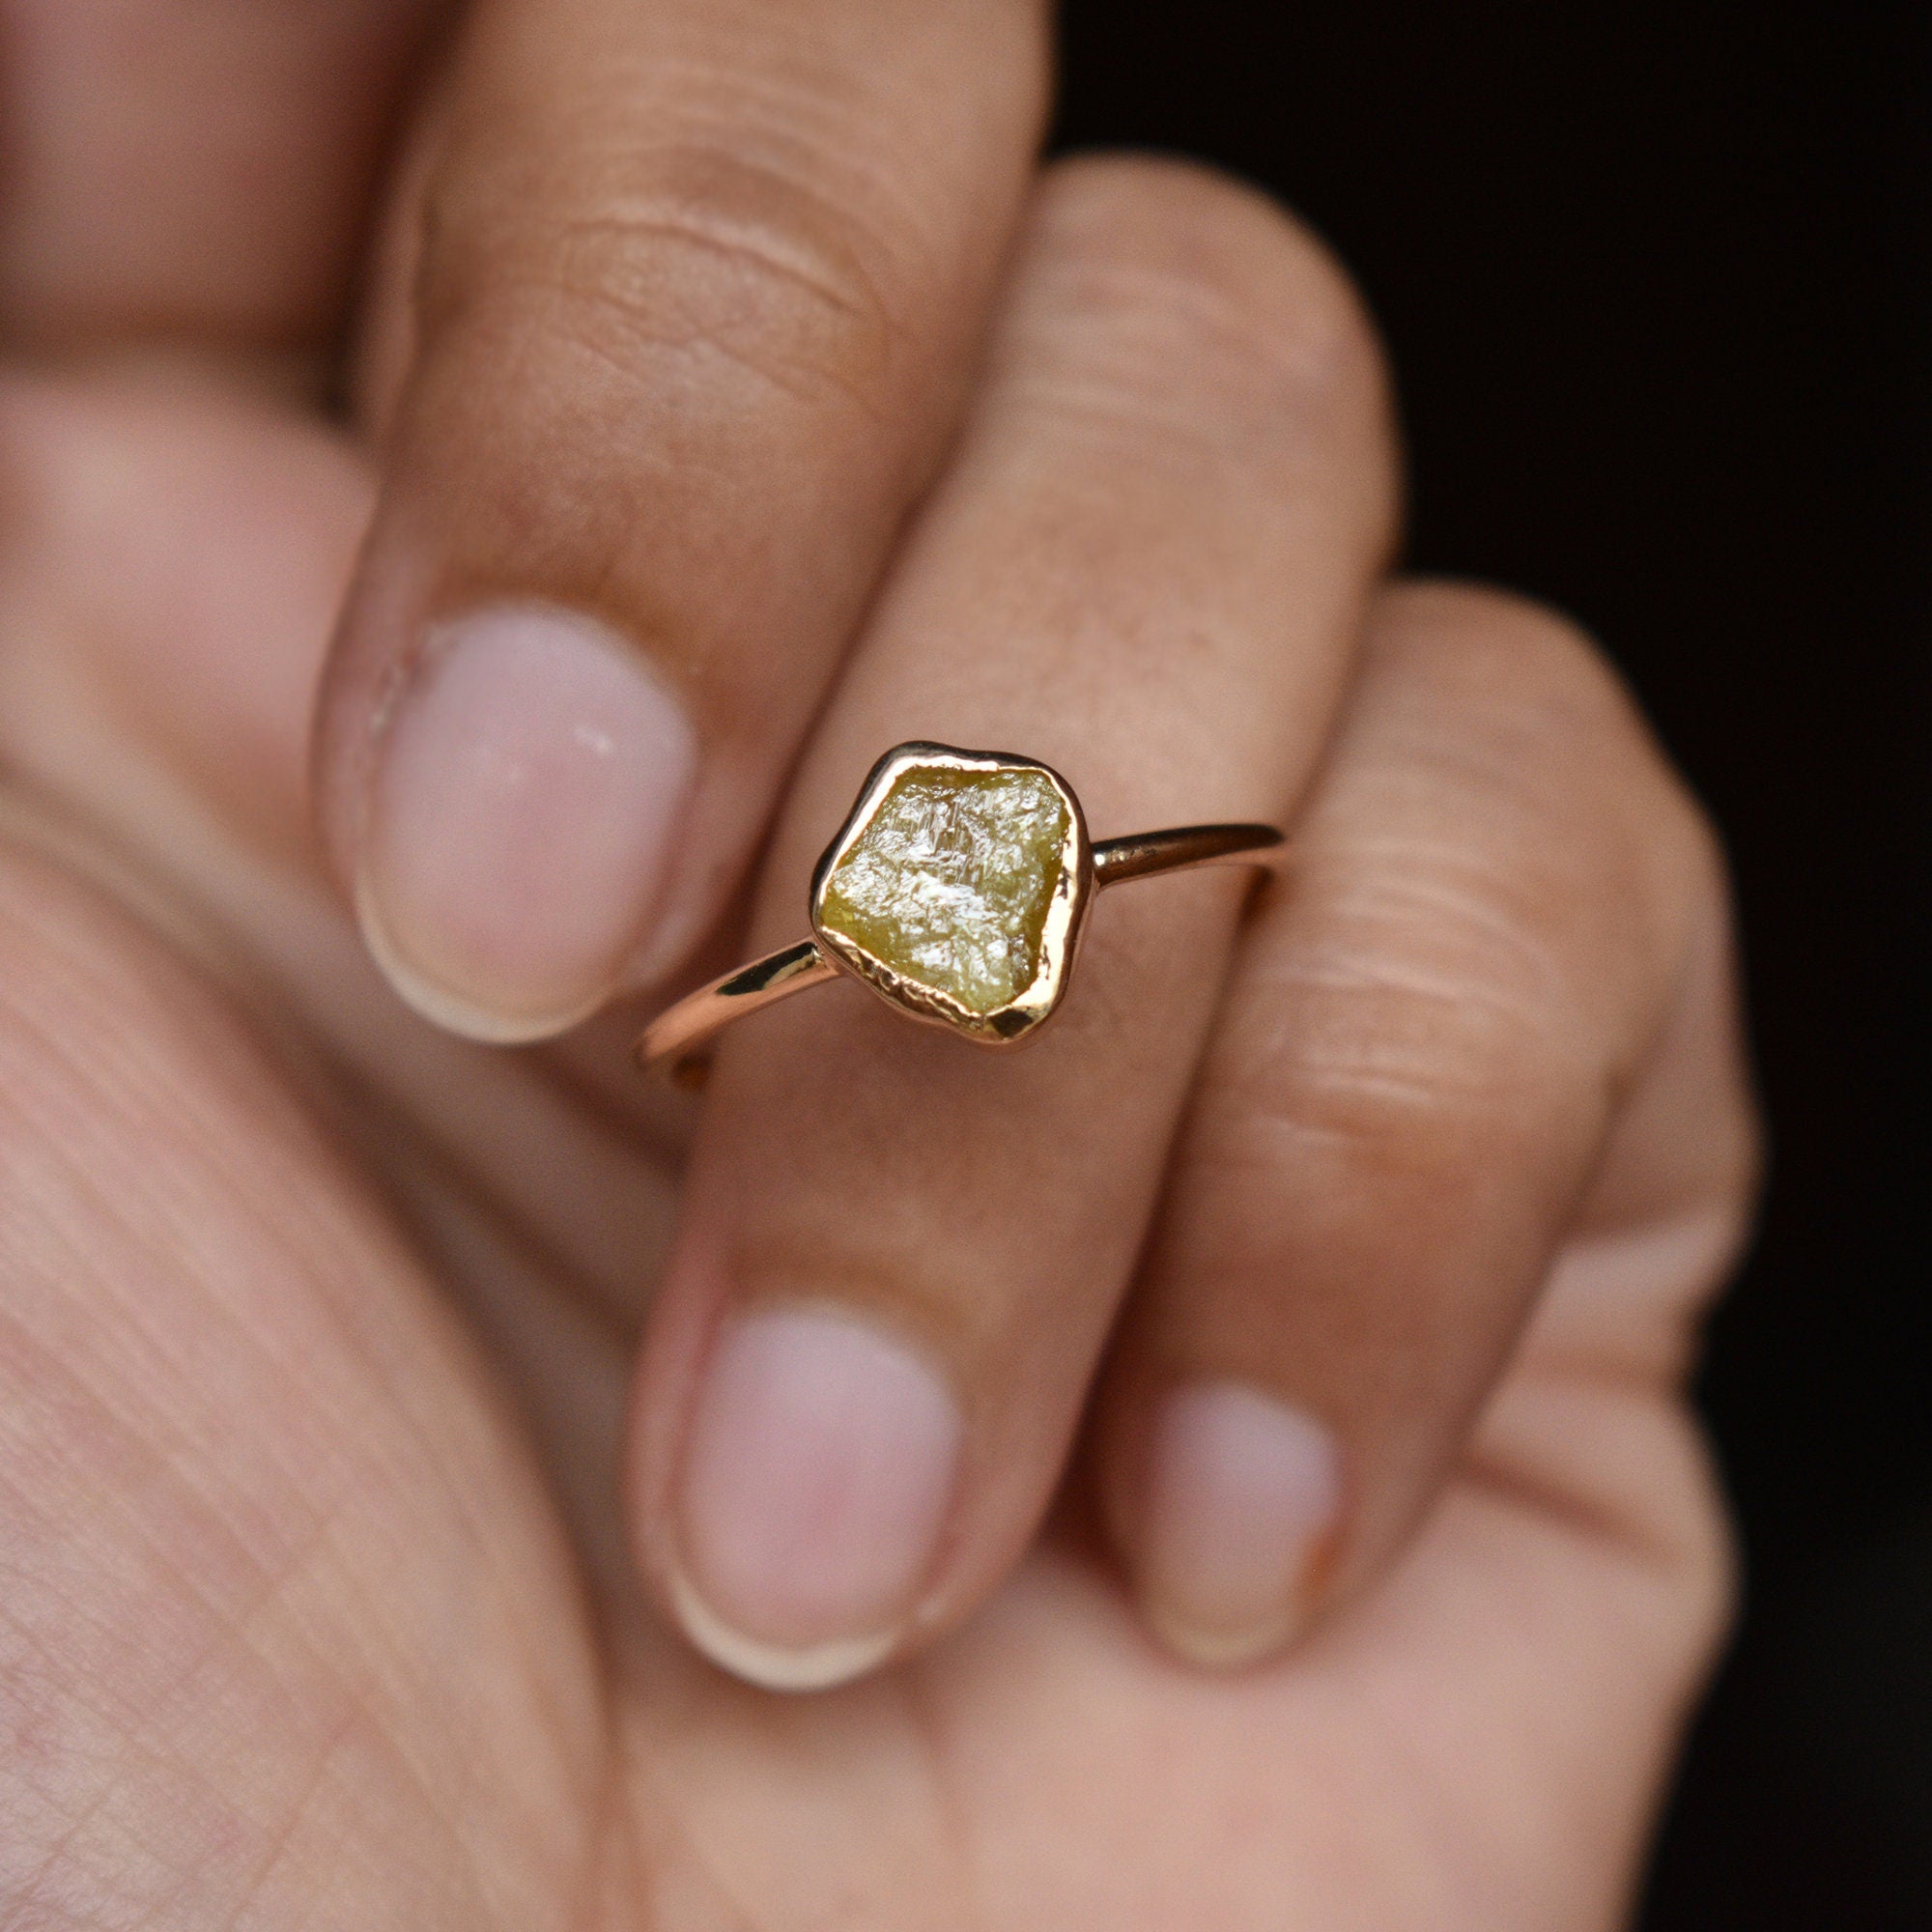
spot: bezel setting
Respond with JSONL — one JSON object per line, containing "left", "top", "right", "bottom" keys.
{"left": 809, "top": 742, "right": 1093, "bottom": 1044}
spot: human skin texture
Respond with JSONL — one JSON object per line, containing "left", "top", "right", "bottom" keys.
{"left": 0, "top": 3, "right": 1758, "bottom": 1926}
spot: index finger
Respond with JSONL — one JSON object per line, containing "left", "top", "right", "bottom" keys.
{"left": 314, "top": 0, "right": 1050, "bottom": 1041}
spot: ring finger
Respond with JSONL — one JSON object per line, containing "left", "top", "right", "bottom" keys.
{"left": 625, "top": 155, "right": 1400, "bottom": 1690}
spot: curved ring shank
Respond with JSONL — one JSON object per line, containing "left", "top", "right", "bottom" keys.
{"left": 637, "top": 823, "right": 1285, "bottom": 1084}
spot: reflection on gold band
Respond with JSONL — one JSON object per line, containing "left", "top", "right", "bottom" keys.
{"left": 638, "top": 817, "right": 1285, "bottom": 1088}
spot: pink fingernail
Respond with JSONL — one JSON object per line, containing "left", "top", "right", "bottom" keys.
{"left": 357, "top": 604, "right": 696, "bottom": 1041}
{"left": 1139, "top": 1380, "right": 1341, "bottom": 1668}
{"left": 673, "top": 1305, "right": 961, "bottom": 1691}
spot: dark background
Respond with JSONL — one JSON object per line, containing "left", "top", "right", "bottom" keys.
{"left": 1054, "top": 4, "right": 1929, "bottom": 1924}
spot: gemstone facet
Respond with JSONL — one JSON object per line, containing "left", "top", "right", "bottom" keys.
{"left": 811, "top": 748, "right": 1089, "bottom": 1039}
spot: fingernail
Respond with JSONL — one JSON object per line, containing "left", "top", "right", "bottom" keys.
{"left": 1139, "top": 1381, "right": 1341, "bottom": 1669}
{"left": 356, "top": 604, "right": 696, "bottom": 1041}
{"left": 673, "top": 1305, "right": 962, "bottom": 1691}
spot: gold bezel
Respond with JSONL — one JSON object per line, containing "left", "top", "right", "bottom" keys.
{"left": 809, "top": 742, "right": 1093, "bottom": 1044}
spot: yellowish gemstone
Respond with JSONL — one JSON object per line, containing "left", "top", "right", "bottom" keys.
{"left": 818, "top": 765, "right": 1071, "bottom": 1015}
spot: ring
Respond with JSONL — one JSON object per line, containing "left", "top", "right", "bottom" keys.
{"left": 637, "top": 741, "right": 1286, "bottom": 1085}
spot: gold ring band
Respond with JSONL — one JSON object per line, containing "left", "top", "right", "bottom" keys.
{"left": 637, "top": 742, "right": 1285, "bottom": 1086}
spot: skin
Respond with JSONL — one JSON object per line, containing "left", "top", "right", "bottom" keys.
{"left": 0, "top": 3, "right": 1759, "bottom": 1925}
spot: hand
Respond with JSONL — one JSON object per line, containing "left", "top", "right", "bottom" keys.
{"left": 0, "top": 2, "right": 1758, "bottom": 1925}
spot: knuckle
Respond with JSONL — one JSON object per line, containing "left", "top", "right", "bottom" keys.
{"left": 1367, "top": 581, "right": 1734, "bottom": 944}
{"left": 1225, "top": 584, "right": 1759, "bottom": 1213}
{"left": 418, "top": 137, "right": 910, "bottom": 414}
{"left": 1013, "top": 154, "right": 1391, "bottom": 468}
{"left": 1220, "top": 602, "right": 1660, "bottom": 1184}
{"left": 1222, "top": 918, "right": 1599, "bottom": 1198}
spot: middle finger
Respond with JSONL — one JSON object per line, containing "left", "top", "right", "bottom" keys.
{"left": 628, "top": 156, "right": 1400, "bottom": 1690}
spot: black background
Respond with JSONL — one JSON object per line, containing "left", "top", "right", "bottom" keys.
{"left": 1054, "top": 5, "right": 1930, "bottom": 1924}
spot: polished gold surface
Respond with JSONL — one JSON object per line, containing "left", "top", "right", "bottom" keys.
{"left": 1092, "top": 821, "right": 1287, "bottom": 884}
{"left": 637, "top": 742, "right": 1284, "bottom": 1083}
{"left": 639, "top": 937, "right": 838, "bottom": 1090}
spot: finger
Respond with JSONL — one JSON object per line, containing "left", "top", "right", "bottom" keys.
{"left": 626, "top": 156, "right": 1400, "bottom": 1690}
{"left": 312, "top": 0, "right": 1049, "bottom": 1042}
{"left": 0, "top": 0, "right": 451, "bottom": 360}
{"left": 1094, "top": 582, "right": 1760, "bottom": 1667}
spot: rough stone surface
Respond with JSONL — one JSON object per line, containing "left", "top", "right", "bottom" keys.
{"left": 818, "top": 766, "right": 1070, "bottom": 1015}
